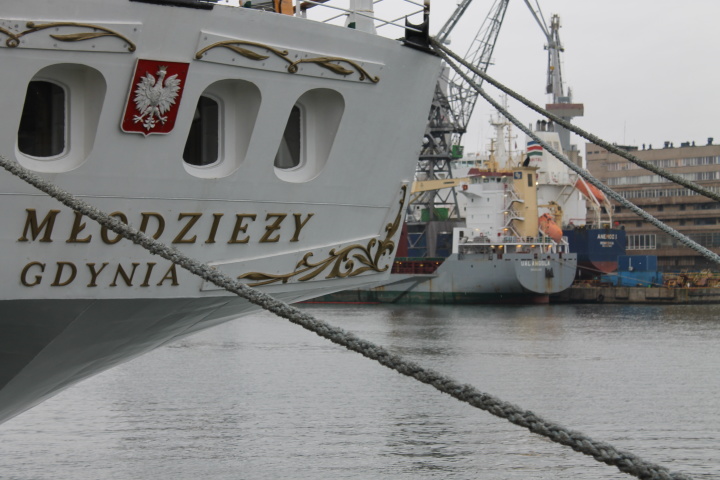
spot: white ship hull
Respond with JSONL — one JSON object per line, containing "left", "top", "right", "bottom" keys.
{"left": 0, "top": 0, "right": 440, "bottom": 423}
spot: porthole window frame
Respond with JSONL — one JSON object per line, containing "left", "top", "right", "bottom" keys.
{"left": 273, "top": 88, "right": 345, "bottom": 184}
{"left": 182, "top": 79, "right": 261, "bottom": 179}
{"left": 15, "top": 64, "right": 106, "bottom": 173}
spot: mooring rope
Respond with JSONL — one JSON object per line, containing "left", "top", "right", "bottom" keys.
{"left": 431, "top": 38, "right": 720, "bottom": 205}
{"left": 432, "top": 40, "right": 720, "bottom": 268}
{"left": 0, "top": 154, "right": 693, "bottom": 479}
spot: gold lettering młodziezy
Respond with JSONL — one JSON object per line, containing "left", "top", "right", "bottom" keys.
{"left": 17, "top": 209, "right": 316, "bottom": 245}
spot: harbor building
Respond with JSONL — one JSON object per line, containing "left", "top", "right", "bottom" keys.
{"left": 586, "top": 138, "right": 720, "bottom": 272}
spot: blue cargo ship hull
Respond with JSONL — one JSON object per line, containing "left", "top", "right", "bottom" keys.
{"left": 563, "top": 228, "right": 626, "bottom": 279}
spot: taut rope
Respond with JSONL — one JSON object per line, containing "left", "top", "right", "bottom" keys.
{"left": 431, "top": 38, "right": 720, "bottom": 268}
{"left": 0, "top": 154, "right": 694, "bottom": 480}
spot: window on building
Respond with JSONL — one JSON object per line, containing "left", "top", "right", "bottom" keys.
{"left": 697, "top": 202, "right": 720, "bottom": 210}
{"left": 183, "top": 96, "right": 219, "bottom": 166}
{"left": 627, "top": 234, "right": 656, "bottom": 250}
{"left": 18, "top": 81, "right": 66, "bottom": 157}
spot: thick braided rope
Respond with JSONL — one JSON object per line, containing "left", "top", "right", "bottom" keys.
{"left": 433, "top": 44, "right": 720, "bottom": 268}
{"left": 432, "top": 38, "right": 720, "bottom": 204}
{"left": 0, "top": 155, "right": 692, "bottom": 479}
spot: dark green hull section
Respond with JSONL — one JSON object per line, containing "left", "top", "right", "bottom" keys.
{"left": 310, "top": 289, "right": 550, "bottom": 305}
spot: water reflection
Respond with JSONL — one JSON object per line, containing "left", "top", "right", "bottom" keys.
{"left": 0, "top": 304, "right": 718, "bottom": 479}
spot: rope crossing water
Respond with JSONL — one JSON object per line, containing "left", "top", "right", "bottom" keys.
{"left": 431, "top": 38, "right": 720, "bottom": 269}
{"left": 0, "top": 153, "right": 694, "bottom": 480}
{"left": 431, "top": 38, "right": 720, "bottom": 205}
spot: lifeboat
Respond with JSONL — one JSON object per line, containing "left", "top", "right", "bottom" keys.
{"left": 574, "top": 179, "right": 606, "bottom": 204}
{"left": 539, "top": 213, "right": 563, "bottom": 242}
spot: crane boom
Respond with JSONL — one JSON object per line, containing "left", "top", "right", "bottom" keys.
{"left": 444, "top": 0, "right": 509, "bottom": 137}
{"left": 411, "top": 177, "right": 473, "bottom": 194}
{"left": 435, "top": 0, "right": 473, "bottom": 45}
{"left": 523, "top": 0, "right": 563, "bottom": 101}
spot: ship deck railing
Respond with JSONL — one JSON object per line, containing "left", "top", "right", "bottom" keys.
{"left": 457, "top": 235, "right": 571, "bottom": 255}
{"left": 460, "top": 235, "right": 565, "bottom": 247}
{"left": 235, "top": 0, "right": 428, "bottom": 36}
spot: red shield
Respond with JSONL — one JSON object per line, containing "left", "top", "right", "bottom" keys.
{"left": 121, "top": 59, "right": 190, "bottom": 135}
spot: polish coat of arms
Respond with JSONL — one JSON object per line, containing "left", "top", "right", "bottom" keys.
{"left": 121, "top": 59, "right": 190, "bottom": 135}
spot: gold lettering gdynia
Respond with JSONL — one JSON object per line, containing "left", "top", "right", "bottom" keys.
{"left": 16, "top": 208, "right": 316, "bottom": 288}
{"left": 20, "top": 261, "right": 180, "bottom": 288}
{"left": 17, "top": 208, "right": 315, "bottom": 245}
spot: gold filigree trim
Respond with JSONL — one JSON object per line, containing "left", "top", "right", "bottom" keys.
{"left": 238, "top": 185, "right": 406, "bottom": 286}
{"left": 196, "top": 40, "right": 289, "bottom": 62}
{"left": 196, "top": 40, "right": 379, "bottom": 83}
{"left": 2, "top": 22, "right": 136, "bottom": 51}
{"left": 287, "top": 57, "right": 379, "bottom": 83}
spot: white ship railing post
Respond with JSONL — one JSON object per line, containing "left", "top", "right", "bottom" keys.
{"left": 345, "top": 0, "right": 375, "bottom": 34}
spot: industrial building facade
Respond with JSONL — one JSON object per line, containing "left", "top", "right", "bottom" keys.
{"left": 585, "top": 139, "right": 720, "bottom": 272}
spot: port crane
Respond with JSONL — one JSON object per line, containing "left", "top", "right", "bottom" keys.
{"left": 522, "top": 2, "right": 583, "bottom": 154}
{"left": 415, "top": 0, "right": 510, "bottom": 222}
{"left": 522, "top": 2, "right": 613, "bottom": 225}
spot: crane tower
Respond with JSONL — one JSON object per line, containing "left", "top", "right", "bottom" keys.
{"left": 523, "top": 3, "right": 584, "bottom": 156}
{"left": 415, "top": 0, "right": 510, "bottom": 223}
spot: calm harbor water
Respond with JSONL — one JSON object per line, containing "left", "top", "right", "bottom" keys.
{"left": 0, "top": 303, "right": 718, "bottom": 479}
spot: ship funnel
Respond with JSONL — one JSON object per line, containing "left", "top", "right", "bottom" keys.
{"left": 511, "top": 167, "right": 539, "bottom": 238}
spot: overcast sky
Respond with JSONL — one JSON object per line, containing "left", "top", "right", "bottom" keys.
{"left": 219, "top": 1, "right": 718, "bottom": 155}
{"left": 427, "top": 0, "right": 720, "bottom": 154}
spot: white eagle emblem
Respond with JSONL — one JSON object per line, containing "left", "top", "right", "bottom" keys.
{"left": 132, "top": 66, "right": 182, "bottom": 131}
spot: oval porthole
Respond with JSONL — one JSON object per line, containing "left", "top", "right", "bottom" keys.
{"left": 15, "top": 64, "right": 106, "bottom": 173}
{"left": 182, "top": 79, "right": 261, "bottom": 178}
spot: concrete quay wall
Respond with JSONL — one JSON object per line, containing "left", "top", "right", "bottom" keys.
{"left": 552, "top": 286, "right": 720, "bottom": 304}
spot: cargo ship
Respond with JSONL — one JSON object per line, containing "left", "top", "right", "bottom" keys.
{"left": 313, "top": 118, "right": 577, "bottom": 304}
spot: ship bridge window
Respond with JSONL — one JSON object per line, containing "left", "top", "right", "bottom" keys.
{"left": 182, "top": 79, "right": 261, "bottom": 178}
{"left": 274, "top": 88, "right": 344, "bottom": 183}
{"left": 18, "top": 81, "right": 65, "bottom": 158}
{"left": 16, "top": 64, "right": 106, "bottom": 173}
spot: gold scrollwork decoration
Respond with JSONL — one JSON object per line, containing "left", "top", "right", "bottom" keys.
{"left": 287, "top": 57, "right": 379, "bottom": 83}
{"left": 195, "top": 40, "right": 379, "bottom": 83}
{"left": 2, "top": 21, "right": 136, "bottom": 51}
{"left": 196, "top": 40, "right": 289, "bottom": 62}
{"left": 238, "top": 185, "right": 406, "bottom": 287}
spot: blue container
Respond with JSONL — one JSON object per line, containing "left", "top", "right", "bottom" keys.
{"left": 407, "top": 248, "right": 428, "bottom": 257}
{"left": 601, "top": 270, "right": 663, "bottom": 287}
{"left": 618, "top": 255, "right": 657, "bottom": 272}
{"left": 435, "top": 232, "right": 453, "bottom": 258}
{"left": 407, "top": 232, "right": 426, "bottom": 247}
